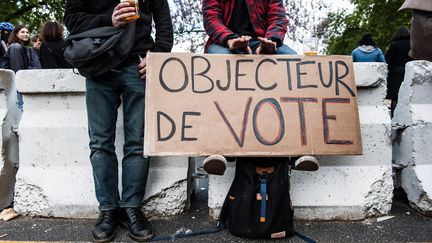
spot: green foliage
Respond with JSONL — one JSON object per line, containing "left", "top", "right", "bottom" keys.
{"left": 326, "top": 0, "right": 411, "bottom": 55}
{"left": 0, "top": 0, "right": 65, "bottom": 34}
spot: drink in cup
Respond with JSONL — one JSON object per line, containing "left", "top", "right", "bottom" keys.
{"left": 303, "top": 36, "right": 318, "bottom": 56}
{"left": 120, "top": 0, "right": 140, "bottom": 22}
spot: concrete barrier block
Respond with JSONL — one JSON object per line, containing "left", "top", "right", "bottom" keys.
{"left": 354, "top": 63, "right": 388, "bottom": 106}
{"left": 354, "top": 63, "right": 388, "bottom": 88}
{"left": 14, "top": 69, "right": 189, "bottom": 218}
{"left": 401, "top": 165, "right": 432, "bottom": 216}
{"left": 208, "top": 63, "right": 393, "bottom": 220}
{"left": 393, "top": 61, "right": 432, "bottom": 215}
{"left": 0, "top": 69, "right": 20, "bottom": 210}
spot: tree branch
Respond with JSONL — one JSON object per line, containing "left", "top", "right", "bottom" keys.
{"left": 5, "top": 0, "right": 50, "bottom": 22}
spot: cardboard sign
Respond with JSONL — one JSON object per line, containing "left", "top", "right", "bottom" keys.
{"left": 144, "top": 53, "right": 362, "bottom": 156}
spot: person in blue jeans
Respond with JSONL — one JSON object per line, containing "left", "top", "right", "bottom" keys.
{"left": 202, "top": 0, "right": 319, "bottom": 176}
{"left": 65, "top": 0, "right": 173, "bottom": 242}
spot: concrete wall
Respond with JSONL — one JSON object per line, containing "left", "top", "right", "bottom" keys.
{"left": 209, "top": 62, "right": 393, "bottom": 220}
{"left": 392, "top": 61, "right": 432, "bottom": 216}
{"left": 14, "top": 69, "right": 190, "bottom": 219}
{"left": 4, "top": 61, "right": 429, "bottom": 219}
{"left": 0, "top": 69, "right": 20, "bottom": 210}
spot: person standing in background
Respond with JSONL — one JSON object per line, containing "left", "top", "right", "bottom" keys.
{"left": 385, "top": 26, "right": 413, "bottom": 117}
{"left": 39, "top": 22, "right": 71, "bottom": 69}
{"left": 31, "top": 35, "right": 41, "bottom": 53}
{"left": 6, "top": 25, "right": 41, "bottom": 110}
{"left": 352, "top": 33, "right": 386, "bottom": 62}
{"left": 0, "top": 22, "right": 14, "bottom": 58}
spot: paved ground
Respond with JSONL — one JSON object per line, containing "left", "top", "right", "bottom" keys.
{"left": 0, "top": 182, "right": 431, "bottom": 242}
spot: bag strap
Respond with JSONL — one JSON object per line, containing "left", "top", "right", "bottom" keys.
{"left": 65, "top": 22, "right": 135, "bottom": 43}
{"left": 259, "top": 172, "right": 268, "bottom": 223}
{"left": 42, "top": 42, "right": 65, "bottom": 65}
{"left": 149, "top": 223, "right": 224, "bottom": 242}
{"left": 294, "top": 231, "right": 317, "bottom": 243}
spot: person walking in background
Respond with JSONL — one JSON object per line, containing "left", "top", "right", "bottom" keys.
{"left": 201, "top": 0, "right": 319, "bottom": 176}
{"left": 65, "top": 0, "right": 173, "bottom": 242}
{"left": 39, "top": 22, "right": 71, "bottom": 69}
{"left": 352, "top": 33, "right": 386, "bottom": 62}
{"left": 385, "top": 26, "right": 413, "bottom": 117}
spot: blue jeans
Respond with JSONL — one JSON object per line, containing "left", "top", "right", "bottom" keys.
{"left": 86, "top": 64, "right": 149, "bottom": 210}
{"left": 207, "top": 40, "right": 297, "bottom": 55}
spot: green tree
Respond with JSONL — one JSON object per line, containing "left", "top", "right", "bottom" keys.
{"left": 0, "top": 0, "right": 65, "bottom": 33}
{"left": 326, "top": 0, "right": 411, "bottom": 55}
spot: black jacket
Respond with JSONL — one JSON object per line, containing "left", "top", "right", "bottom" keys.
{"left": 64, "top": 0, "right": 173, "bottom": 58}
{"left": 40, "top": 40, "right": 72, "bottom": 69}
{"left": 385, "top": 37, "right": 413, "bottom": 99}
{"left": 385, "top": 38, "right": 412, "bottom": 67}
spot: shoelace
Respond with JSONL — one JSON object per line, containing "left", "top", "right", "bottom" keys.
{"left": 127, "top": 208, "right": 147, "bottom": 225}
{"left": 99, "top": 210, "right": 115, "bottom": 224}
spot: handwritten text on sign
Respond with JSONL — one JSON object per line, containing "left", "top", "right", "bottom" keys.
{"left": 144, "top": 53, "right": 362, "bottom": 156}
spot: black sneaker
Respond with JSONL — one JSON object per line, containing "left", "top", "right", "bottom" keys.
{"left": 92, "top": 209, "right": 119, "bottom": 243}
{"left": 120, "top": 207, "right": 153, "bottom": 241}
{"left": 202, "top": 154, "right": 227, "bottom": 175}
{"left": 294, "top": 156, "right": 319, "bottom": 171}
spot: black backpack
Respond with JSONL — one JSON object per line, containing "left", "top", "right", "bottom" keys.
{"left": 63, "top": 22, "right": 135, "bottom": 78}
{"left": 218, "top": 160, "right": 294, "bottom": 239}
{"left": 141, "top": 160, "right": 314, "bottom": 242}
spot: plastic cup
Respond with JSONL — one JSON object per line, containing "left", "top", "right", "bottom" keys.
{"left": 303, "top": 37, "right": 318, "bottom": 55}
{"left": 120, "top": 0, "right": 140, "bottom": 22}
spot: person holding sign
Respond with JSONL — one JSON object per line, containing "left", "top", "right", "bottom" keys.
{"left": 201, "top": 0, "right": 319, "bottom": 175}
{"left": 203, "top": 0, "right": 296, "bottom": 55}
{"left": 65, "top": 0, "right": 173, "bottom": 242}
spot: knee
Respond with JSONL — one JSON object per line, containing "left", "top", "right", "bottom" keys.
{"left": 277, "top": 45, "right": 297, "bottom": 55}
{"left": 208, "top": 44, "right": 233, "bottom": 54}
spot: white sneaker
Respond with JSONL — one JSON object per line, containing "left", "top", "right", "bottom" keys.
{"left": 203, "top": 154, "right": 227, "bottom": 176}
{"left": 294, "top": 156, "right": 319, "bottom": 171}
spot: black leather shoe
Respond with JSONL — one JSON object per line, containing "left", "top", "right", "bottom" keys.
{"left": 92, "top": 209, "right": 119, "bottom": 243}
{"left": 120, "top": 207, "right": 154, "bottom": 241}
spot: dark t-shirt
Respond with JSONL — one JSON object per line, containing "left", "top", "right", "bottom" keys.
{"left": 228, "top": 0, "right": 256, "bottom": 38}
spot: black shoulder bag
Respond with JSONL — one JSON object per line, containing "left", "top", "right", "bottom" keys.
{"left": 63, "top": 22, "right": 135, "bottom": 78}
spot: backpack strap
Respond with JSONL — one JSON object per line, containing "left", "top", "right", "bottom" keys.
{"left": 149, "top": 223, "right": 224, "bottom": 241}
{"left": 293, "top": 231, "right": 317, "bottom": 243}
{"left": 259, "top": 172, "right": 268, "bottom": 223}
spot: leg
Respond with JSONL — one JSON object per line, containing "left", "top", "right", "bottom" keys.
{"left": 292, "top": 156, "right": 319, "bottom": 171}
{"left": 276, "top": 44, "right": 297, "bottom": 55}
{"left": 119, "top": 64, "right": 149, "bottom": 207}
{"left": 203, "top": 44, "right": 234, "bottom": 176}
{"left": 118, "top": 64, "right": 153, "bottom": 241}
{"left": 207, "top": 43, "right": 234, "bottom": 54}
{"left": 86, "top": 73, "right": 122, "bottom": 243}
{"left": 86, "top": 74, "right": 122, "bottom": 210}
